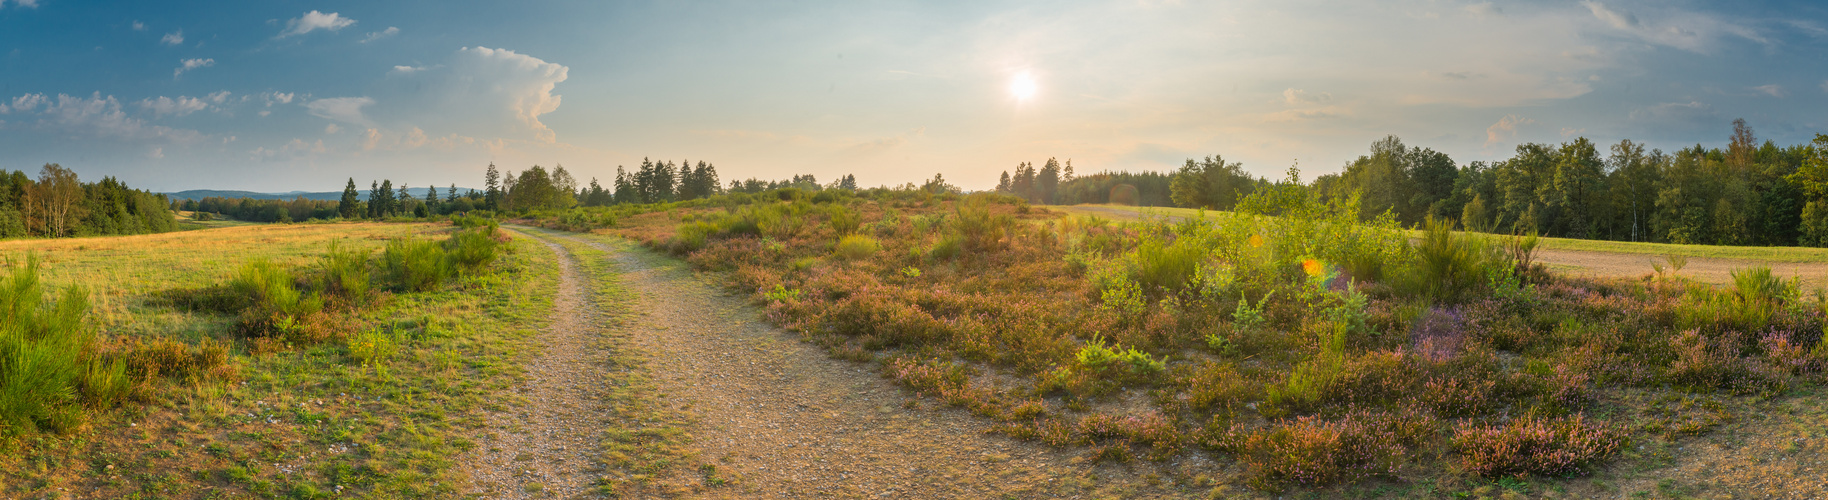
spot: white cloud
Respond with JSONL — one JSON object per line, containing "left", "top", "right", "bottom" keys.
{"left": 161, "top": 30, "right": 184, "bottom": 45}
{"left": 207, "top": 90, "right": 232, "bottom": 104}
{"left": 361, "top": 27, "right": 399, "bottom": 43}
{"left": 1485, "top": 114, "right": 1536, "bottom": 146}
{"left": 305, "top": 96, "right": 375, "bottom": 126}
{"left": 138, "top": 96, "right": 208, "bottom": 117}
{"left": 132, "top": 21, "right": 146, "bottom": 31}
{"left": 1822, "top": 80, "right": 1828, "bottom": 93}
{"left": 1582, "top": 1, "right": 1636, "bottom": 30}
{"left": 1629, "top": 101, "right": 1718, "bottom": 122}
{"left": 263, "top": 91, "right": 295, "bottom": 106}
{"left": 325, "top": 123, "right": 340, "bottom": 134}
{"left": 173, "top": 58, "right": 214, "bottom": 78}
{"left": 1579, "top": 1, "right": 1765, "bottom": 53}
{"left": 279, "top": 11, "right": 356, "bottom": 38}
{"left": 1560, "top": 127, "right": 1587, "bottom": 137}
{"left": 2, "top": 0, "right": 39, "bottom": 8}
{"left": 1752, "top": 84, "right": 1786, "bottom": 98}
{"left": 1281, "top": 88, "right": 1331, "bottom": 105}
{"left": 372, "top": 46, "right": 570, "bottom": 142}
{"left": 7, "top": 92, "right": 205, "bottom": 143}
{"left": 147, "top": 147, "right": 163, "bottom": 159}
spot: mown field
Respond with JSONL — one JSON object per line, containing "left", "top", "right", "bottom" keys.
{"left": 527, "top": 187, "right": 1828, "bottom": 498}
{"left": 0, "top": 221, "right": 560, "bottom": 498}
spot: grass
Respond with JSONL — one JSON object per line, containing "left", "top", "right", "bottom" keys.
{"left": 0, "top": 221, "right": 564, "bottom": 498}
{"left": 1064, "top": 203, "right": 1828, "bottom": 263}
{"left": 526, "top": 188, "right": 1828, "bottom": 496}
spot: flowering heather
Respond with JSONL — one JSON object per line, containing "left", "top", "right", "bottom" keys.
{"left": 1452, "top": 415, "right": 1622, "bottom": 478}
{"left": 1410, "top": 307, "right": 1465, "bottom": 361}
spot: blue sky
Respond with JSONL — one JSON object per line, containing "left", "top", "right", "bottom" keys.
{"left": 1, "top": 0, "right": 1825, "bottom": 192}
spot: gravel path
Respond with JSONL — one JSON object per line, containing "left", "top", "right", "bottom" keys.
{"left": 540, "top": 230, "right": 1206, "bottom": 499}
{"left": 460, "top": 237, "right": 612, "bottom": 499}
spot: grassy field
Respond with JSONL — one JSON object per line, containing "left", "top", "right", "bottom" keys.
{"left": 1059, "top": 203, "right": 1828, "bottom": 263}
{"left": 0, "top": 222, "right": 562, "bottom": 498}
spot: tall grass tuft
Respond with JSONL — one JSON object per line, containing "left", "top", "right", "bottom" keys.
{"left": 444, "top": 227, "right": 503, "bottom": 272}
{"left": 833, "top": 234, "right": 881, "bottom": 260}
{"left": 1407, "top": 216, "right": 1492, "bottom": 302}
{"left": 384, "top": 237, "right": 452, "bottom": 292}
{"left": 232, "top": 259, "right": 323, "bottom": 319}
{"left": 953, "top": 194, "right": 1011, "bottom": 252}
{"left": 320, "top": 240, "right": 371, "bottom": 300}
{"left": 827, "top": 205, "right": 862, "bottom": 236}
{"left": 0, "top": 257, "right": 99, "bottom": 436}
{"left": 1731, "top": 266, "right": 1790, "bottom": 305}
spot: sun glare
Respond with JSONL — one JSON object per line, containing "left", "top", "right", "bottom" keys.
{"left": 1009, "top": 72, "right": 1037, "bottom": 102}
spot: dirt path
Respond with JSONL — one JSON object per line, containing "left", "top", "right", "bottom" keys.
{"left": 533, "top": 229, "right": 1205, "bottom": 499}
{"left": 460, "top": 237, "right": 612, "bottom": 499}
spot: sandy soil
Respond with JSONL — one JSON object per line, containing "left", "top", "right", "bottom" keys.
{"left": 460, "top": 238, "right": 614, "bottom": 498}
{"left": 542, "top": 230, "right": 1213, "bottom": 499}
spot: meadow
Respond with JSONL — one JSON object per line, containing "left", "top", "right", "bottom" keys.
{"left": 0, "top": 220, "right": 561, "bottom": 498}
{"left": 529, "top": 186, "right": 1828, "bottom": 496}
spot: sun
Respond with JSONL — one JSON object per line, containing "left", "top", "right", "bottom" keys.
{"left": 1009, "top": 72, "right": 1037, "bottom": 102}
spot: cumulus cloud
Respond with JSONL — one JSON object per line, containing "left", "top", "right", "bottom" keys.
{"left": 2, "top": 0, "right": 39, "bottom": 9}
{"left": 138, "top": 96, "right": 208, "bottom": 117}
{"left": 161, "top": 30, "right": 184, "bottom": 45}
{"left": 325, "top": 123, "right": 340, "bottom": 134}
{"left": 132, "top": 21, "right": 146, "bottom": 31}
{"left": 6, "top": 92, "right": 205, "bottom": 143}
{"left": 173, "top": 58, "right": 213, "bottom": 78}
{"left": 1484, "top": 114, "right": 1536, "bottom": 146}
{"left": 278, "top": 11, "right": 356, "bottom": 38}
{"left": 1281, "top": 88, "right": 1331, "bottom": 105}
{"left": 263, "top": 91, "right": 295, "bottom": 106}
{"left": 1752, "top": 84, "right": 1786, "bottom": 97}
{"left": 360, "top": 27, "right": 399, "bottom": 43}
{"left": 371, "top": 46, "right": 570, "bottom": 142}
{"left": 207, "top": 90, "right": 232, "bottom": 104}
{"left": 305, "top": 97, "right": 375, "bottom": 126}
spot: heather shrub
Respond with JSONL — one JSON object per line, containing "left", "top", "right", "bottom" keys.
{"left": 832, "top": 235, "right": 881, "bottom": 260}
{"left": 1452, "top": 414, "right": 1621, "bottom": 478}
{"left": 1216, "top": 410, "right": 1434, "bottom": 491}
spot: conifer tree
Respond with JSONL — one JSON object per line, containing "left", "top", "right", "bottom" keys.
{"left": 339, "top": 178, "right": 360, "bottom": 219}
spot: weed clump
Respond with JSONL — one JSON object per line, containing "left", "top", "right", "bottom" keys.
{"left": 384, "top": 237, "right": 452, "bottom": 292}
{"left": 832, "top": 235, "right": 881, "bottom": 260}
{"left": 0, "top": 258, "right": 118, "bottom": 436}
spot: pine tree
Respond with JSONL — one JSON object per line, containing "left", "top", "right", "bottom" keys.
{"left": 447, "top": 184, "right": 459, "bottom": 203}
{"left": 484, "top": 163, "right": 502, "bottom": 210}
{"left": 1038, "top": 158, "right": 1062, "bottom": 204}
{"left": 378, "top": 180, "right": 397, "bottom": 216}
{"left": 996, "top": 171, "right": 1012, "bottom": 192}
{"left": 367, "top": 180, "right": 381, "bottom": 218}
{"left": 339, "top": 178, "right": 360, "bottom": 219}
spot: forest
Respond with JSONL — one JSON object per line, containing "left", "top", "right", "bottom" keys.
{"left": 989, "top": 119, "right": 1828, "bottom": 248}
{"left": 0, "top": 163, "right": 176, "bottom": 238}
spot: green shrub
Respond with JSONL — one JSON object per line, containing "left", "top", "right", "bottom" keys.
{"left": 443, "top": 227, "right": 502, "bottom": 272}
{"left": 232, "top": 259, "right": 323, "bottom": 318}
{"left": 1407, "top": 216, "right": 1493, "bottom": 301}
{"left": 928, "top": 234, "right": 964, "bottom": 261}
{"left": 0, "top": 257, "right": 98, "bottom": 436}
{"left": 1731, "top": 266, "right": 1791, "bottom": 305}
{"left": 954, "top": 194, "right": 1011, "bottom": 252}
{"left": 827, "top": 206, "right": 861, "bottom": 236}
{"left": 1073, "top": 335, "right": 1164, "bottom": 383}
{"left": 319, "top": 241, "right": 371, "bottom": 300}
{"left": 672, "top": 221, "right": 715, "bottom": 254}
{"left": 1129, "top": 236, "right": 1204, "bottom": 295}
{"left": 833, "top": 235, "right": 881, "bottom": 260}
{"left": 346, "top": 328, "right": 400, "bottom": 366}
{"left": 383, "top": 237, "right": 452, "bottom": 292}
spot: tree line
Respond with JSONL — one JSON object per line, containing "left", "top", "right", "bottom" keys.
{"left": 0, "top": 164, "right": 176, "bottom": 238}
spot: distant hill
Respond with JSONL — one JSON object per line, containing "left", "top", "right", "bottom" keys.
{"left": 165, "top": 188, "right": 482, "bottom": 202}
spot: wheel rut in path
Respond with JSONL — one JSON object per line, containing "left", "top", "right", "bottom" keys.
{"left": 541, "top": 229, "right": 1201, "bottom": 499}
{"left": 460, "top": 236, "right": 610, "bottom": 499}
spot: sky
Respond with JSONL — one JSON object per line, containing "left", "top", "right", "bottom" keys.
{"left": 1, "top": 0, "right": 1825, "bottom": 193}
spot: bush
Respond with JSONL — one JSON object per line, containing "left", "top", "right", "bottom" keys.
{"left": 320, "top": 241, "right": 371, "bottom": 300}
{"left": 0, "top": 257, "right": 102, "bottom": 436}
{"left": 1129, "top": 236, "right": 1204, "bottom": 296}
{"left": 231, "top": 259, "right": 323, "bottom": 319}
{"left": 1731, "top": 266, "right": 1791, "bottom": 305}
{"left": 833, "top": 235, "right": 881, "bottom": 260}
{"left": 1452, "top": 414, "right": 1621, "bottom": 478}
{"left": 383, "top": 237, "right": 452, "bottom": 292}
{"left": 1407, "top": 216, "right": 1493, "bottom": 301}
{"left": 1217, "top": 410, "right": 1433, "bottom": 491}
{"left": 443, "top": 227, "right": 502, "bottom": 272}
{"left": 827, "top": 206, "right": 861, "bottom": 236}
{"left": 954, "top": 194, "right": 1011, "bottom": 252}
